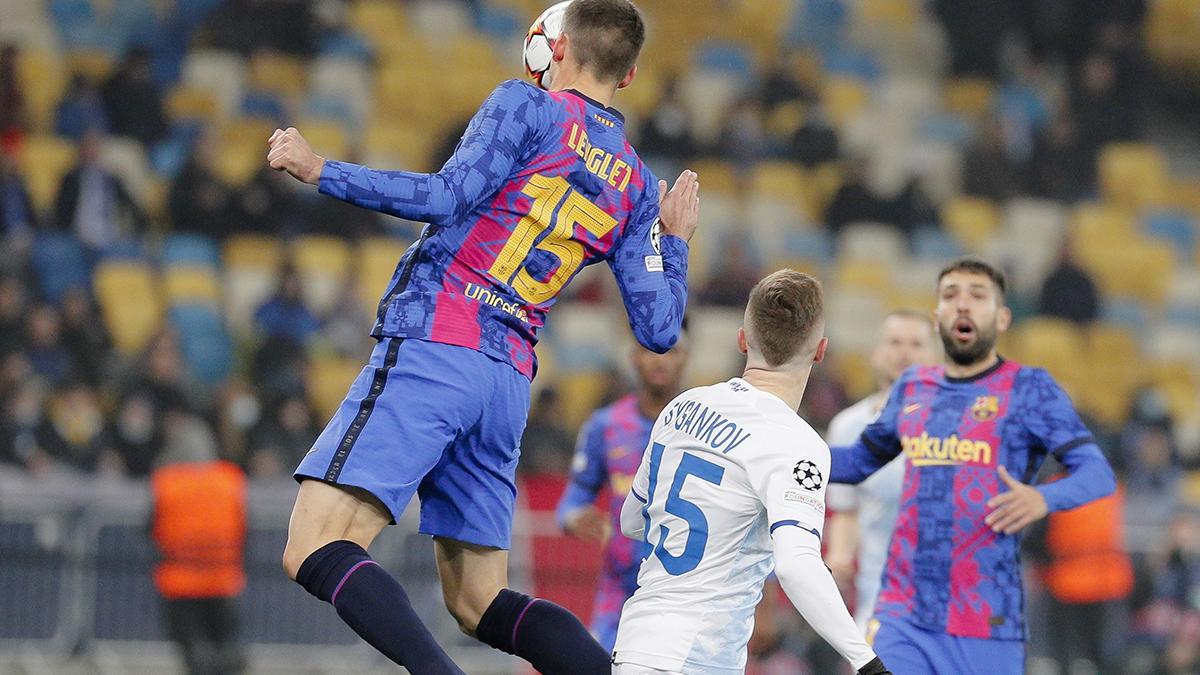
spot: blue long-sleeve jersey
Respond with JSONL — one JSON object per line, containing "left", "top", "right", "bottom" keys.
{"left": 830, "top": 359, "right": 1116, "bottom": 640}
{"left": 316, "top": 80, "right": 689, "bottom": 378}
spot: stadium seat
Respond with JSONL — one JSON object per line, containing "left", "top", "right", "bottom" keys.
{"left": 558, "top": 370, "right": 609, "bottom": 432}
{"left": 309, "top": 55, "right": 373, "bottom": 124}
{"left": 687, "top": 159, "right": 741, "bottom": 196}
{"left": 162, "top": 233, "right": 220, "bottom": 268}
{"left": 163, "top": 266, "right": 222, "bottom": 306}
{"left": 695, "top": 41, "right": 755, "bottom": 75}
{"left": 291, "top": 235, "right": 353, "bottom": 315}
{"left": 1143, "top": 210, "right": 1196, "bottom": 262}
{"left": 750, "top": 162, "right": 809, "bottom": 209}
{"left": 169, "top": 304, "right": 233, "bottom": 384}
{"left": 1086, "top": 323, "right": 1140, "bottom": 364}
{"left": 1003, "top": 198, "right": 1067, "bottom": 250}
{"left": 1099, "top": 143, "right": 1169, "bottom": 211}
{"left": 247, "top": 51, "right": 308, "bottom": 101}
{"left": 547, "top": 305, "right": 623, "bottom": 371}
{"left": 347, "top": 0, "right": 409, "bottom": 51}
{"left": 93, "top": 260, "right": 163, "bottom": 355}
{"left": 1166, "top": 268, "right": 1200, "bottom": 326}
{"left": 292, "top": 118, "right": 350, "bottom": 160}
{"left": 240, "top": 90, "right": 288, "bottom": 122}
{"left": 1146, "top": 325, "right": 1200, "bottom": 368}
{"left": 1083, "top": 238, "right": 1175, "bottom": 306}
{"left": 942, "top": 78, "right": 995, "bottom": 119}
{"left": 356, "top": 236, "right": 410, "bottom": 308}
{"left": 837, "top": 222, "right": 907, "bottom": 263}
{"left": 409, "top": 0, "right": 474, "bottom": 44}
{"left": 822, "top": 76, "right": 870, "bottom": 128}
{"left": 309, "top": 354, "right": 362, "bottom": 418}
{"left": 181, "top": 49, "right": 247, "bottom": 118}
{"left": 687, "top": 306, "right": 745, "bottom": 384}
{"left": 18, "top": 134, "right": 77, "bottom": 214}
{"left": 825, "top": 289, "right": 886, "bottom": 352}
{"left": 17, "top": 48, "right": 67, "bottom": 133}
{"left": 942, "top": 195, "right": 1000, "bottom": 250}
{"left": 680, "top": 69, "right": 744, "bottom": 142}
{"left": 31, "top": 233, "right": 90, "bottom": 302}
{"left": 166, "top": 84, "right": 220, "bottom": 124}
{"left": 1010, "top": 318, "right": 1086, "bottom": 379}
{"left": 64, "top": 50, "right": 113, "bottom": 82}
{"left": 822, "top": 47, "right": 882, "bottom": 82}
{"left": 913, "top": 226, "right": 963, "bottom": 259}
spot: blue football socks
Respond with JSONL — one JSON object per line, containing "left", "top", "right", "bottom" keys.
{"left": 474, "top": 588, "right": 611, "bottom": 674}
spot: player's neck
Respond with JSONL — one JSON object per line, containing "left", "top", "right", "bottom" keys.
{"left": 944, "top": 350, "right": 1001, "bottom": 379}
{"left": 636, "top": 388, "right": 674, "bottom": 421}
{"left": 741, "top": 368, "right": 808, "bottom": 412}
{"left": 551, "top": 72, "right": 618, "bottom": 109}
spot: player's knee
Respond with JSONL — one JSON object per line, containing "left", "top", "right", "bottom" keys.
{"left": 442, "top": 592, "right": 483, "bottom": 637}
{"left": 281, "top": 538, "right": 314, "bottom": 581}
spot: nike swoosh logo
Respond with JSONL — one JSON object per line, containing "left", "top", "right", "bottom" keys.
{"left": 903, "top": 403, "right": 923, "bottom": 415}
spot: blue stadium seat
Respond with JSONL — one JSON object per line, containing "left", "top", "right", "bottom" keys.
{"left": 317, "top": 32, "right": 374, "bottom": 61}
{"left": 1144, "top": 210, "right": 1196, "bottom": 262}
{"left": 822, "top": 48, "right": 882, "bottom": 82}
{"left": 696, "top": 42, "right": 754, "bottom": 75}
{"left": 475, "top": 5, "right": 522, "bottom": 40}
{"left": 162, "top": 233, "right": 220, "bottom": 268}
{"left": 304, "top": 94, "right": 358, "bottom": 128}
{"left": 31, "top": 233, "right": 91, "bottom": 302}
{"left": 913, "top": 226, "right": 964, "bottom": 258}
{"left": 1101, "top": 298, "right": 1149, "bottom": 335}
{"left": 918, "top": 113, "right": 975, "bottom": 146}
{"left": 241, "top": 90, "right": 288, "bottom": 122}
{"left": 170, "top": 304, "right": 234, "bottom": 383}
{"left": 783, "top": 230, "right": 835, "bottom": 260}
{"left": 789, "top": 0, "right": 847, "bottom": 50}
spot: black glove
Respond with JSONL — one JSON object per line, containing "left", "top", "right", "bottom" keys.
{"left": 856, "top": 656, "right": 892, "bottom": 675}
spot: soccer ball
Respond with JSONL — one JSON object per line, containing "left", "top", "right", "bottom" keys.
{"left": 523, "top": 1, "right": 572, "bottom": 90}
{"left": 793, "top": 459, "right": 824, "bottom": 491}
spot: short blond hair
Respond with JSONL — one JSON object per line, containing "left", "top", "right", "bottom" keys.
{"left": 746, "top": 270, "right": 824, "bottom": 367}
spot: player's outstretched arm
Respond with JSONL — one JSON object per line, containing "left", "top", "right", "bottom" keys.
{"left": 608, "top": 170, "right": 698, "bottom": 353}
{"left": 267, "top": 80, "right": 541, "bottom": 226}
{"left": 556, "top": 416, "right": 612, "bottom": 543}
{"left": 829, "top": 376, "right": 907, "bottom": 484}
{"left": 772, "top": 527, "right": 886, "bottom": 673}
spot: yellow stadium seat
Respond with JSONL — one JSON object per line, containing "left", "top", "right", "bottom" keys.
{"left": 688, "top": 158, "right": 741, "bottom": 196}
{"left": 942, "top": 196, "right": 1000, "bottom": 250}
{"left": 750, "top": 161, "right": 809, "bottom": 210}
{"left": 356, "top": 236, "right": 410, "bottom": 307}
{"left": 224, "top": 234, "right": 284, "bottom": 271}
{"left": 1010, "top": 318, "right": 1086, "bottom": 380}
{"left": 1099, "top": 143, "right": 1169, "bottom": 211}
{"left": 94, "top": 261, "right": 164, "bottom": 355}
{"left": 18, "top": 135, "right": 77, "bottom": 214}
{"left": 163, "top": 266, "right": 222, "bottom": 306}
{"left": 294, "top": 118, "right": 350, "bottom": 159}
{"left": 559, "top": 371, "right": 609, "bottom": 431}
{"left": 1082, "top": 238, "right": 1175, "bottom": 305}
{"left": 308, "top": 356, "right": 362, "bottom": 418}
{"left": 836, "top": 258, "right": 891, "bottom": 291}
{"left": 167, "top": 85, "right": 220, "bottom": 123}
{"left": 18, "top": 49, "right": 67, "bottom": 133}
{"left": 1182, "top": 471, "right": 1200, "bottom": 508}
{"left": 1070, "top": 204, "right": 1138, "bottom": 262}
{"left": 364, "top": 124, "right": 438, "bottom": 172}
{"left": 291, "top": 235, "right": 352, "bottom": 313}
{"left": 248, "top": 51, "right": 307, "bottom": 99}
{"left": 943, "top": 78, "right": 995, "bottom": 118}
{"left": 831, "top": 351, "right": 875, "bottom": 400}
{"left": 1086, "top": 323, "right": 1140, "bottom": 363}
{"left": 822, "top": 76, "right": 870, "bottom": 127}
{"left": 65, "top": 50, "right": 113, "bottom": 82}
{"left": 348, "top": 0, "right": 409, "bottom": 52}
{"left": 858, "top": 0, "right": 920, "bottom": 29}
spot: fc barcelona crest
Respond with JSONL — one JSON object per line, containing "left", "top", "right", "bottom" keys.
{"left": 971, "top": 396, "right": 999, "bottom": 422}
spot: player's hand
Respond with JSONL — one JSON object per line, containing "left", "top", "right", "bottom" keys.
{"left": 856, "top": 656, "right": 891, "bottom": 675}
{"left": 985, "top": 465, "right": 1049, "bottom": 535}
{"left": 564, "top": 505, "right": 611, "bottom": 544}
{"left": 267, "top": 127, "right": 324, "bottom": 185}
{"left": 657, "top": 170, "right": 699, "bottom": 243}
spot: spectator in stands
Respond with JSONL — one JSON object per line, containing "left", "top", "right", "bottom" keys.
{"left": 636, "top": 76, "right": 697, "bottom": 161}
{"left": 59, "top": 286, "right": 111, "bottom": 385}
{"left": 1122, "top": 409, "right": 1182, "bottom": 555}
{"left": 519, "top": 387, "right": 574, "bottom": 475}
{"left": 253, "top": 265, "right": 320, "bottom": 345}
{"left": 54, "top": 74, "right": 109, "bottom": 141}
{"left": 0, "top": 369, "right": 45, "bottom": 470}
{"left": 232, "top": 165, "right": 295, "bottom": 234}
{"left": 787, "top": 106, "right": 839, "bottom": 168}
{"left": 169, "top": 133, "right": 235, "bottom": 239}
{"left": 963, "top": 114, "right": 1024, "bottom": 202}
{"left": 933, "top": 0, "right": 1009, "bottom": 78}
{"left": 321, "top": 279, "right": 369, "bottom": 358}
{"left": 151, "top": 404, "right": 247, "bottom": 675}
{"left": 0, "top": 275, "right": 25, "bottom": 357}
{"left": 1037, "top": 244, "right": 1099, "bottom": 324}
{"left": 53, "top": 130, "right": 147, "bottom": 253}
{"left": 35, "top": 378, "right": 116, "bottom": 473}
{"left": 0, "top": 140, "right": 36, "bottom": 257}
{"left": 716, "top": 96, "right": 768, "bottom": 173}
{"left": 115, "top": 331, "right": 194, "bottom": 476}
{"left": 101, "top": 47, "right": 169, "bottom": 148}
{"left": 1030, "top": 110, "right": 1094, "bottom": 203}
{"left": 1126, "top": 508, "right": 1200, "bottom": 675}
{"left": 824, "top": 157, "right": 929, "bottom": 233}
{"left": 758, "top": 53, "right": 815, "bottom": 112}
{"left": 246, "top": 393, "right": 320, "bottom": 479}
{"left": 1073, "top": 52, "right": 1139, "bottom": 157}
{"left": 0, "top": 45, "right": 28, "bottom": 144}
{"left": 24, "top": 303, "right": 72, "bottom": 385}
{"left": 699, "top": 234, "right": 761, "bottom": 308}
{"left": 204, "top": 0, "right": 316, "bottom": 56}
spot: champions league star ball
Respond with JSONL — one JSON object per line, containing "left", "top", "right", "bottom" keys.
{"left": 523, "top": 1, "right": 572, "bottom": 90}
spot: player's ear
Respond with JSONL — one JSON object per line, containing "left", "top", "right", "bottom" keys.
{"left": 996, "top": 305, "right": 1013, "bottom": 333}
{"left": 813, "top": 337, "right": 828, "bottom": 364}
{"left": 617, "top": 64, "right": 637, "bottom": 90}
{"left": 552, "top": 32, "right": 568, "bottom": 63}
{"left": 737, "top": 327, "right": 749, "bottom": 355}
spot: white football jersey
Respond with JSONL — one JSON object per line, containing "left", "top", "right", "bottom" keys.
{"left": 613, "top": 378, "right": 830, "bottom": 673}
{"left": 825, "top": 394, "right": 905, "bottom": 630}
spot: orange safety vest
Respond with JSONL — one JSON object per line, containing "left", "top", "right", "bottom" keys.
{"left": 151, "top": 460, "right": 247, "bottom": 599}
{"left": 1042, "top": 483, "right": 1134, "bottom": 604}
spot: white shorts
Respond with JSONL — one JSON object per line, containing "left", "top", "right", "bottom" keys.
{"left": 612, "top": 664, "right": 684, "bottom": 675}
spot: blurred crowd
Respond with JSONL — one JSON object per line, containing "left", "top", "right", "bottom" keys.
{"left": 0, "top": 0, "right": 1198, "bottom": 673}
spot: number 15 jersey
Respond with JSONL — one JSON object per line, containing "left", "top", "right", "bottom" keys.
{"left": 316, "top": 80, "right": 688, "bottom": 379}
{"left": 615, "top": 378, "right": 831, "bottom": 673}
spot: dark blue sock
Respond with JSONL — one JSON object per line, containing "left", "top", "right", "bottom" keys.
{"left": 295, "top": 541, "right": 463, "bottom": 675}
{"left": 474, "top": 588, "right": 610, "bottom": 675}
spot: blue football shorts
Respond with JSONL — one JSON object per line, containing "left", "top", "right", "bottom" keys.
{"left": 295, "top": 338, "right": 530, "bottom": 549}
{"left": 869, "top": 615, "right": 1024, "bottom": 675}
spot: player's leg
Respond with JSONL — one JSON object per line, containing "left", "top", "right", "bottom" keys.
{"left": 433, "top": 537, "right": 610, "bottom": 674}
{"left": 869, "top": 617, "right": 939, "bottom": 675}
{"left": 945, "top": 633, "right": 1025, "bottom": 675}
{"left": 418, "top": 350, "right": 610, "bottom": 674}
{"left": 284, "top": 338, "right": 473, "bottom": 675}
